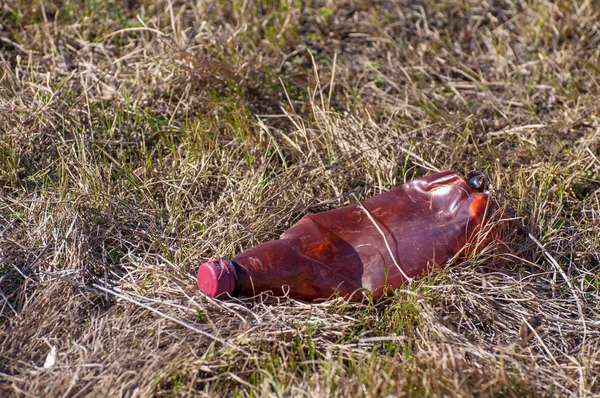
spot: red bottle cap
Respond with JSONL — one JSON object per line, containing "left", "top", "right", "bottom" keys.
{"left": 197, "top": 259, "right": 236, "bottom": 298}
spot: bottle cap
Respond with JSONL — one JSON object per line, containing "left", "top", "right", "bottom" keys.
{"left": 197, "top": 259, "right": 236, "bottom": 298}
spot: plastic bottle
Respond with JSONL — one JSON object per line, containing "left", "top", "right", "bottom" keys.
{"left": 197, "top": 170, "right": 489, "bottom": 302}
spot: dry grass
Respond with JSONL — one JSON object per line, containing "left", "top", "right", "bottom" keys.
{"left": 1, "top": 0, "right": 600, "bottom": 396}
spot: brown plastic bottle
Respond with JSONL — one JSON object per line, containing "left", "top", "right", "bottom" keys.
{"left": 197, "top": 170, "right": 489, "bottom": 302}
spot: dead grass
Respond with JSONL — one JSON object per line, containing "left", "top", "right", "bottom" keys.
{"left": 1, "top": 0, "right": 600, "bottom": 396}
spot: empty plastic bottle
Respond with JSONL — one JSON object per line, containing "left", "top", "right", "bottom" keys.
{"left": 197, "top": 170, "right": 489, "bottom": 302}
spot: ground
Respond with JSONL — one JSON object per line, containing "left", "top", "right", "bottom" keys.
{"left": 1, "top": 0, "right": 599, "bottom": 396}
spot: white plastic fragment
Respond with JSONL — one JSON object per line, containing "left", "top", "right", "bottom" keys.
{"left": 43, "top": 346, "right": 57, "bottom": 369}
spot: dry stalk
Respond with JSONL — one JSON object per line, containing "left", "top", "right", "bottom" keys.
{"left": 351, "top": 194, "right": 413, "bottom": 285}
{"left": 91, "top": 283, "right": 250, "bottom": 356}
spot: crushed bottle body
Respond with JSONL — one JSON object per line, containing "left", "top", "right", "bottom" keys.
{"left": 198, "top": 170, "right": 489, "bottom": 302}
